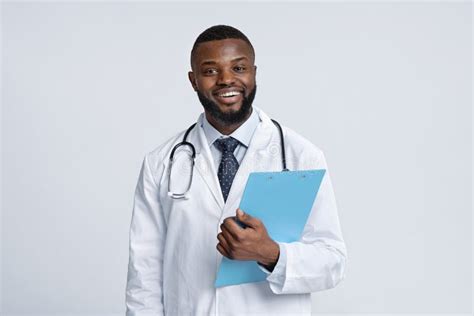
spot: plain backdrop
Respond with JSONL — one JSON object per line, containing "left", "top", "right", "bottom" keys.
{"left": 1, "top": 1, "right": 472, "bottom": 315}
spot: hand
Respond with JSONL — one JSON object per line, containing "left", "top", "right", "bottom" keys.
{"left": 216, "top": 208, "right": 280, "bottom": 268}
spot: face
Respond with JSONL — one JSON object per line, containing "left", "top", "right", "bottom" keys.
{"left": 188, "top": 38, "right": 257, "bottom": 125}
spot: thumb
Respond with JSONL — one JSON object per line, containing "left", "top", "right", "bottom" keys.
{"left": 236, "top": 208, "right": 258, "bottom": 228}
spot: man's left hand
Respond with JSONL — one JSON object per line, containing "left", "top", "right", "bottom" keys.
{"left": 216, "top": 208, "right": 280, "bottom": 269}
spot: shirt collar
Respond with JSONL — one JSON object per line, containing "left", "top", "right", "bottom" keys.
{"left": 201, "top": 107, "right": 260, "bottom": 148}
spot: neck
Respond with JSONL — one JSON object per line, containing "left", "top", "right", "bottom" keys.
{"left": 205, "top": 108, "right": 252, "bottom": 135}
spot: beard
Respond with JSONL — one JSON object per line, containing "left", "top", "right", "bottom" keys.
{"left": 197, "top": 85, "right": 257, "bottom": 125}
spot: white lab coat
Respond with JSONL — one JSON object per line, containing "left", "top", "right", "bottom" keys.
{"left": 126, "top": 107, "right": 347, "bottom": 316}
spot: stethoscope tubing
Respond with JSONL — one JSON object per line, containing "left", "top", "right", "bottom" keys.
{"left": 168, "top": 118, "right": 287, "bottom": 199}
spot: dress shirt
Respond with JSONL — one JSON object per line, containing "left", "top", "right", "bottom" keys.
{"left": 201, "top": 107, "right": 260, "bottom": 170}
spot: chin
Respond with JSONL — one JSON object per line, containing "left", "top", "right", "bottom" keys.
{"left": 198, "top": 88, "right": 253, "bottom": 125}
{"left": 217, "top": 102, "right": 242, "bottom": 112}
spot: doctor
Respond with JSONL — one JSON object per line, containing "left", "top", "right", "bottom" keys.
{"left": 126, "top": 25, "right": 347, "bottom": 315}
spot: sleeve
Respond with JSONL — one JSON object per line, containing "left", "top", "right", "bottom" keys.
{"left": 126, "top": 155, "right": 167, "bottom": 315}
{"left": 264, "top": 151, "right": 347, "bottom": 294}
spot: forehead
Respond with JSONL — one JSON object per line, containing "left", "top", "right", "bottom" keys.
{"left": 193, "top": 38, "right": 254, "bottom": 67}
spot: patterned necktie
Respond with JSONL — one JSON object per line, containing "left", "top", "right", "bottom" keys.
{"left": 214, "top": 137, "right": 240, "bottom": 202}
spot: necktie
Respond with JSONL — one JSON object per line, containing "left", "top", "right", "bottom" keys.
{"left": 214, "top": 137, "right": 240, "bottom": 202}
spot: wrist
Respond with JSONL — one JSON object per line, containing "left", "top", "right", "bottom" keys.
{"left": 258, "top": 240, "right": 280, "bottom": 266}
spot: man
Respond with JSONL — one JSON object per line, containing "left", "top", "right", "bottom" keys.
{"left": 126, "top": 25, "right": 347, "bottom": 315}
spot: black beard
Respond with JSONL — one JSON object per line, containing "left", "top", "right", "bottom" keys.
{"left": 197, "top": 85, "right": 257, "bottom": 125}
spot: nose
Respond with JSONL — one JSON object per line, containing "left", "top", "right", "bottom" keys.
{"left": 217, "top": 68, "right": 235, "bottom": 85}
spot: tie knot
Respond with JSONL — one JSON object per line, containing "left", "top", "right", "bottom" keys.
{"left": 214, "top": 137, "right": 240, "bottom": 154}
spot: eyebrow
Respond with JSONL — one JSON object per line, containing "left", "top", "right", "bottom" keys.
{"left": 200, "top": 56, "right": 249, "bottom": 66}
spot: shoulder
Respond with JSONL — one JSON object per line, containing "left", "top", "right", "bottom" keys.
{"left": 142, "top": 128, "right": 188, "bottom": 173}
{"left": 279, "top": 124, "right": 327, "bottom": 169}
{"left": 255, "top": 107, "right": 327, "bottom": 169}
{"left": 280, "top": 124, "right": 323, "bottom": 155}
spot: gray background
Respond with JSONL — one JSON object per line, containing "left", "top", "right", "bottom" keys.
{"left": 1, "top": 1, "right": 472, "bottom": 315}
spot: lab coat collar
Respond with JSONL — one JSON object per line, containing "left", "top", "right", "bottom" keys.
{"left": 190, "top": 106, "right": 275, "bottom": 211}
{"left": 224, "top": 107, "right": 278, "bottom": 211}
{"left": 193, "top": 106, "right": 274, "bottom": 155}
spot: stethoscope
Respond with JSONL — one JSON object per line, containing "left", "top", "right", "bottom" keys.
{"left": 168, "top": 119, "right": 288, "bottom": 199}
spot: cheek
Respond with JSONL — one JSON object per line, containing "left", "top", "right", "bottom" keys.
{"left": 241, "top": 75, "right": 256, "bottom": 87}
{"left": 196, "top": 77, "right": 216, "bottom": 92}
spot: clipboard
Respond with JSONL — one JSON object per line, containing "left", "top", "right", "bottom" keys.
{"left": 214, "top": 169, "right": 326, "bottom": 287}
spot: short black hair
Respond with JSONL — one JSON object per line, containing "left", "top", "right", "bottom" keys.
{"left": 190, "top": 25, "right": 255, "bottom": 67}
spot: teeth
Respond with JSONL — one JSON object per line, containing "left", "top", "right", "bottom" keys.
{"left": 218, "top": 91, "right": 240, "bottom": 97}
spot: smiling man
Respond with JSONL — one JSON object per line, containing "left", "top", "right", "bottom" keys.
{"left": 190, "top": 33, "right": 257, "bottom": 135}
{"left": 126, "top": 25, "right": 347, "bottom": 316}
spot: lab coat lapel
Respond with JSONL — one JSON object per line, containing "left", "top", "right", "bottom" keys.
{"left": 224, "top": 109, "right": 278, "bottom": 210}
{"left": 191, "top": 114, "right": 225, "bottom": 210}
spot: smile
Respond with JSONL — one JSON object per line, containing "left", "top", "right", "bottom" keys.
{"left": 216, "top": 90, "right": 242, "bottom": 98}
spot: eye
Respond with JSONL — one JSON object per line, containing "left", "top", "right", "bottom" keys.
{"left": 234, "top": 66, "right": 246, "bottom": 72}
{"left": 203, "top": 68, "right": 217, "bottom": 75}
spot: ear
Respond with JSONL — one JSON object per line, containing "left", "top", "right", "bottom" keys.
{"left": 188, "top": 71, "right": 198, "bottom": 92}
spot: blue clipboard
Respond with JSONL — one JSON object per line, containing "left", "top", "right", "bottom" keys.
{"left": 214, "top": 169, "right": 326, "bottom": 288}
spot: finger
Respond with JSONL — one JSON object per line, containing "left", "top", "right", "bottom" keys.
{"left": 236, "top": 208, "right": 261, "bottom": 229}
{"left": 217, "top": 232, "right": 232, "bottom": 251}
{"left": 216, "top": 243, "right": 232, "bottom": 259}
{"left": 222, "top": 217, "right": 244, "bottom": 238}
{"left": 221, "top": 221, "right": 241, "bottom": 242}
{"left": 220, "top": 224, "right": 238, "bottom": 245}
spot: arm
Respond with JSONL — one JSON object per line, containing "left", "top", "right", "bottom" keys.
{"left": 265, "top": 152, "right": 347, "bottom": 294}
{"left": 126, "top": 155, "right": 166, "bottom": 315}
{"left": 216, "top": 152, "right": 347, "bottom": 295}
